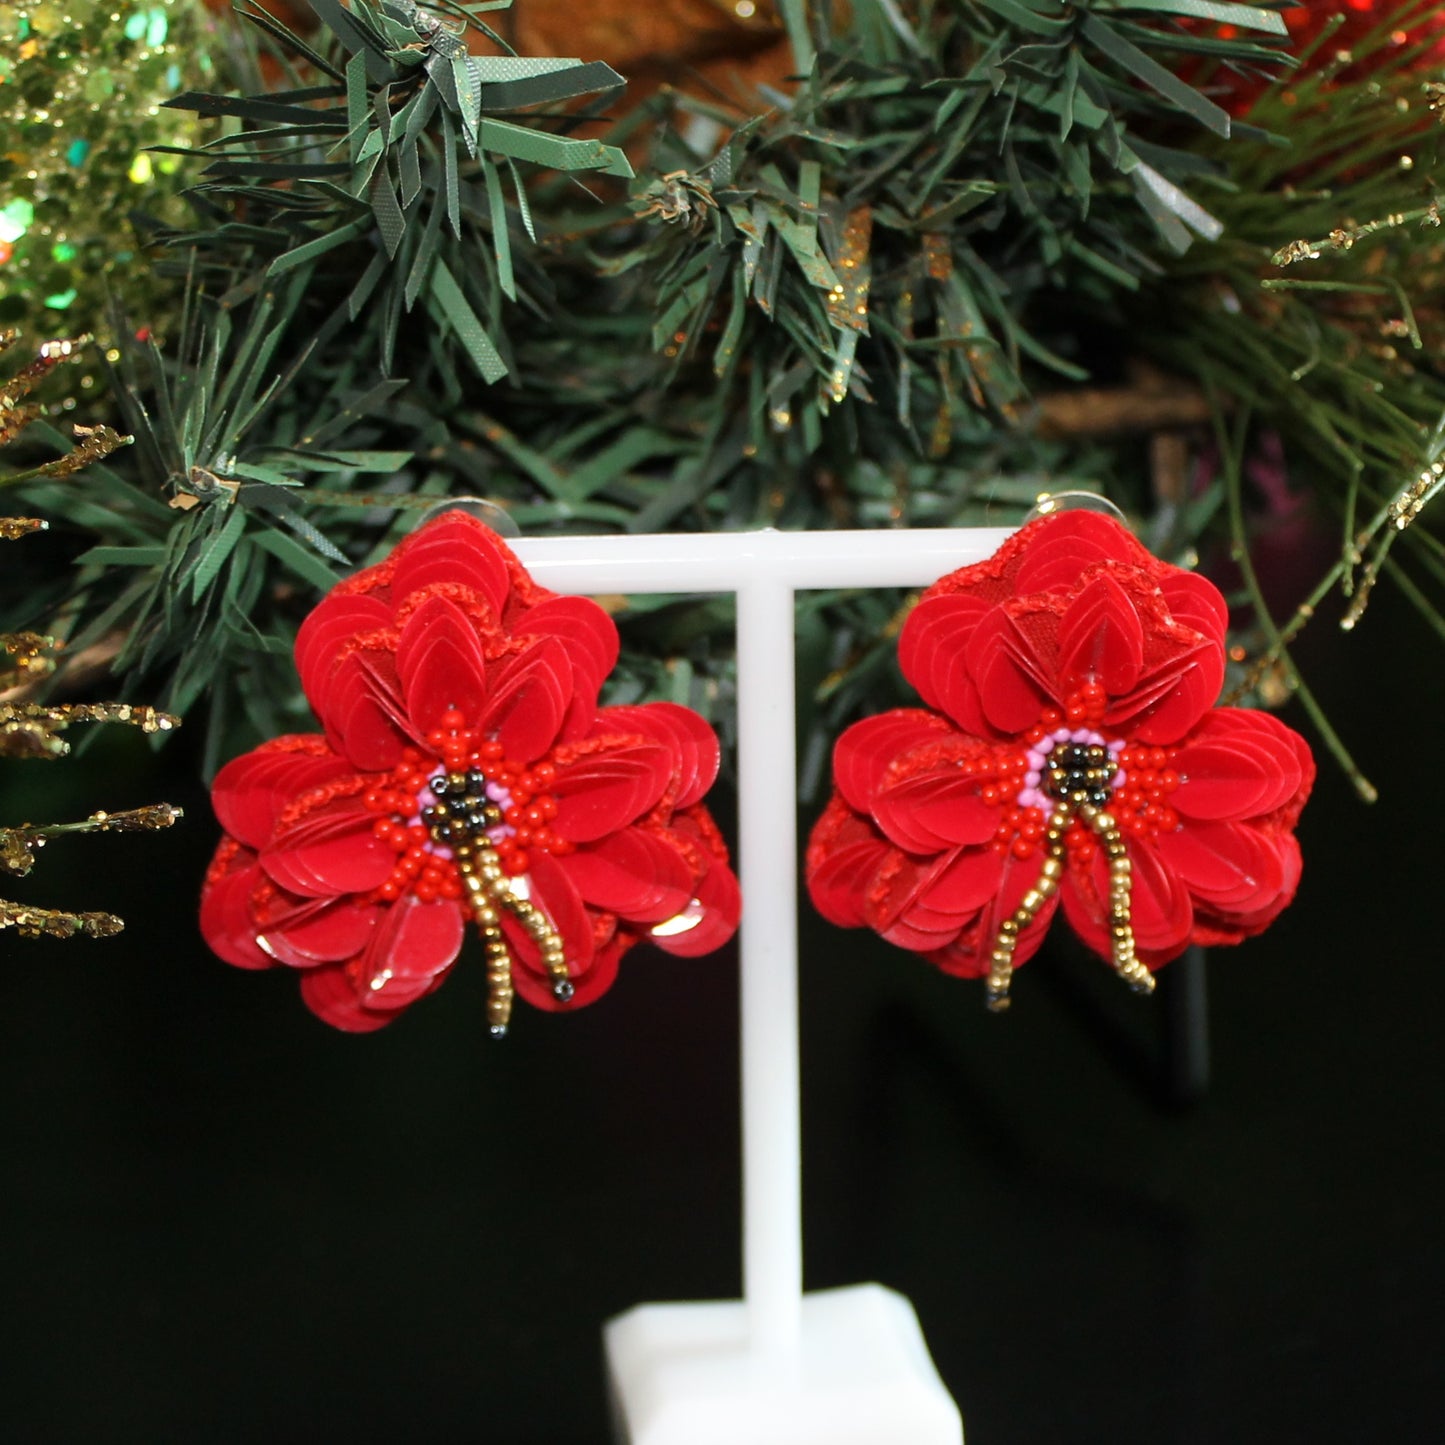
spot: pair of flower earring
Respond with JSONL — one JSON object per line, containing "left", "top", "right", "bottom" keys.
{"left": 201, "top": 505, "right": 1312, "bottom": 1033}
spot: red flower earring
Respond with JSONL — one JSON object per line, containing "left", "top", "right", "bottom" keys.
{"left": 201, "top": 510, "right": 740, "bottom": 1034}
{"left": 806, "top": 509, "right": 1313, "bottom": 1011}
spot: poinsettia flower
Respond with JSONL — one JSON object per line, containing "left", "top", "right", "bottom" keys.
{"left": 805, "top": 510, "right": 1313, "bottom": 1009}
{"left": 201, "top": 510, "right": 740, "bottom": 1034}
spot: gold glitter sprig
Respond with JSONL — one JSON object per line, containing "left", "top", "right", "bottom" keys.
{"left": 0, "top": 701, "right": 179, "bottom": 762}
{"left": 2, "top": 804, "right": 183, "bottom": 877}
{"left": 0, "top": 517, "right": 48, "bottom": 541}
{"left": 0, "top": 334, "right": 133, "bottom": 492}
{"left": 2, "top": 335, "right": 183, "bottom": 940}
{"left": 1270, "top": 199, "right": 1444, "bottom": 269}
{"left": 0, "top": 902, "right": 126, "bottom": 941}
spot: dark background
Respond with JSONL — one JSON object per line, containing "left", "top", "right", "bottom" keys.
{"left": 2, "top": 586, "right": 1441, "bottom": 1445}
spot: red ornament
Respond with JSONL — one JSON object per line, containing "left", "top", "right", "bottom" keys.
{"left": 1191, "top": 2, "right": 1445, "bottom": 113}
{"left": 1273, "top": 0, "right": 1445, "bottom": 59}
{"left": 201, "top": 511, "right": 740, "bottom": 1034}
{"left": 805, "top": 511, "right": 1313, "bottom": 1010}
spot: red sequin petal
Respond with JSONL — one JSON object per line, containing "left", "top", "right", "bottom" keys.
{"left": 514, "top": 594, "right": 619, "bottom": 703}
{"left": 871, "top": 766, "right": 1001, "bottom": 853}
{"left": 261, "top": 898, "right": 379, "bottom": 967}
{"left": 831, "top": 709, "right": 954, "bottom": 815}
{"left": 1057, "top": 570, "right": 1146, "bottom": 696}
{"left": 396, "top": 593, "right": 488, "bottom": 735}
{"left": 561, "top": 827, "right": 694, "bottom": 922}
{"left": 299, "top": 964, "right": 400, "bottom": 1033}
{"left": 390, "top": 512, "right": 511, "bottom": 618}
{"left": 355, "top": 895, "right": 465, "bottom": 1008}
{"left": 211, "top": 739, "right": 347, "bottom": 849}
{"left": 1172, "top": 707, "right": 1310, "bottom": 822}
{"left": 1154, "top": 820, "right": 1288, "bottom": 917}
{"left": 551, "top": 741, "right": 672, "bottom": 842}
{"left": 595, "top": 702, "right": 721, "bottom": 810}
{"left": 965, "top": 607, "right": 1051, "bottom": 735}
{"left": 478, "top": 638, "right": 573, "bottom": 763}
{"left": 648, "top": 844, "right": 742, "bottom": 958}
{"left": 1159, "top": 569, "right": 1229, "bottom": 648}
{"left": 199, "top": 847, "right": 273, "bottom": 971}
{"left": 898, "top": 593, "right": 992, "bottom": 732}
{"left": 262, "top": 808, "right": 395, "bottom": 899}
{"left": 1009, "top": 510, "right": 1151, "bottom": 594}
{"left": 295, "top": 594, "right": 392, "bottom": 720}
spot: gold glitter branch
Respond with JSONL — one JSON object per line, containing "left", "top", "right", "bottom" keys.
{"left": 0, "top": 517, "right": 47, "bottom": 541}
{"left": 2, "top": 333, "right": 182, "bottom": 940}
{"left": 1271, "top": 199, "right": 1444, "bottom": 271}
{"left": 0, "top": 902, "right": 127, "bottom": 941}
{"left": 0, "top": 700, "right": 179, "bottom": 762}
{"left": 2, "top": 804, "right": 183, "bottom": 878}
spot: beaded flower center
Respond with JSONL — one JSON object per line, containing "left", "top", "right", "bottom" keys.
{"left": 360, "top": 708, "right": 574, "bottom": 1036}
{"left": 980, "top": 684, "right": 1182, "bottom": 1011}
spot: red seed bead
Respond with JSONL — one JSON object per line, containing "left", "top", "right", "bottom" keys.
{"left": 503, "top": 849, "right": 530, "bottom": 875}
{"left": 440, "top": 708, "right": 466, "bottom": 730}
{"left": 531, "top": 761, "right": 556, "bottom": 787}
{"left": 551, "top": 837, "right": 575, "bottom": 857}
{"left": 379, "top": 881, "right": 401, "bottom": 901}
{"left": 441, "top": 876, "right": 462, "bottom": 900}
{"left": 1012, "top": 836, "right": 1036, "bottom": 859}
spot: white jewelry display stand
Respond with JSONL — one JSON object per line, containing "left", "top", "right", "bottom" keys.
{"left": 514, "top": 528, "right": 1010, "bottom": 1445}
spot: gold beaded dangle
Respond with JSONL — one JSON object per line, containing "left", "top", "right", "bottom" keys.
{"left": 986, "top": 802, "right": 1070, "bottom": 1012}
{"left": 423, "top": 770, "right": 574, "bottom": 1038}
{"left": 1076, "top": 801, "right": 1153, "bottom": 997}
{"left": 985, "top": 740, "right": 1155, "bottom": 1011}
